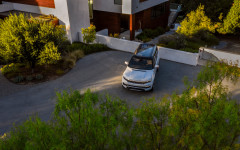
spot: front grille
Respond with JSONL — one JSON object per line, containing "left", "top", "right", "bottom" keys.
{"left": 123, "top": 77, "right": 150, "bottom": 84}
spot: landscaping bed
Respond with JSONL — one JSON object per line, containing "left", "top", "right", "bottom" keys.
{"left": 136, "top": 26, "right": 169, "bottom": 42}
{"left": 0, "top": 42, "right": 109, "bottom": 84}
{"left": 158, "top": 31, "right": 219, "bottom": 53}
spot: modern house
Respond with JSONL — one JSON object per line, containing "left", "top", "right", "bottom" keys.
{"left": 0, "top": 0, "right": 170, "bottom": 42}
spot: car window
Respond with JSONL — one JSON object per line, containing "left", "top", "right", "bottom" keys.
{"left": 128, "top": 56, "right": 153, "bottom": 70}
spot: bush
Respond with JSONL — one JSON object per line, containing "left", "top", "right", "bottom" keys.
{"left": 137, "top": 26, "right": 166, "bottom": 42}
{"left": 81, "top": 25, "right": 96, "bottom": 44}
{"left": 35, "top": 74, "right": 44, "bottom": 80}
{"left": 26, "top": 75, "right": 33, "bottom": 81}
{"left": 12, "top": 75, "right": 24, "bottom": 83}
{"left": 193, "top": 30, "right": 219, "bottom": 45}
{"left": 0, "top": 63, "right": 18, "bottom": 75}
{"left": 67, "top": 42, "right": 109, "bottom": 55}
{"left": 63, "top": 57, "right": 76, "bottom": 69}
{"left": 0, "top": 13, "right": 66, "bottom": 69}
{"left": 55, "top": 69, "right": 65, "bottom": 75}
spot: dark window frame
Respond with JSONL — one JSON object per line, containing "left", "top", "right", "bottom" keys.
{"left": 151, "top": 2, "right": 166, "bottom": 19}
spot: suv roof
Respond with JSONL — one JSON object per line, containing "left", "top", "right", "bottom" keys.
{"left": 134, "top": 44, "right": 156, "bottom": 58}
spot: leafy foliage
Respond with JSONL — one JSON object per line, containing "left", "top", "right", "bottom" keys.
{"left": 81, "top": 25, "right": 96, "bottom": 44}
{"left": 0, "top": 13, "right": 66, "bottom": 69}
{"left": 136, "top": 26, "right": 167, "bottom": 42}
{"left": 177, "top": 5, "right": 215, "bottom": 37}
{"left": 218, "top": 0, "right": 240, "bottom": 34}
{"left": 170, "top": 0, "right": 233, "bottom": 22}
{"left": 1, "top": 62, "right": 240, "bottom": 149}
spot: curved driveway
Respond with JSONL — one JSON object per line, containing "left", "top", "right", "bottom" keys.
{"left": 0, "top": 51, "right": 239, "bottom": 134}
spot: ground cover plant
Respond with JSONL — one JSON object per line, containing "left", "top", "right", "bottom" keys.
{"left": 1, "top": 61, "right": 240, "bottom": 149}
{"left": 136, "top": 26, "right": 168, "bottom": 42}
{"left": 0, "top": 14, "right": 109, "bottom": 84}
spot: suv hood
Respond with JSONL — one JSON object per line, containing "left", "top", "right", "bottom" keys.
{"left": 123, "top": 67, "right": 153, "bottom": 82}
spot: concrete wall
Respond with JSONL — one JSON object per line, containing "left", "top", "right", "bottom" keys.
{"left": 66, "top": 0, "right": 90, "bottom": 42}
{"left": 158, "top": 47, "right": 199, "bottom": 66}
{"left": 0, "top": 3, "right": 13, "bottom": 12}
{"left": 96, "top": 34, "right": 140, "bottom": 53}
{"left": 199, "top": 47, "right": 240, "bottom": 67}
{"left": 96, "top": 30, "right": 199, "bottom": 66}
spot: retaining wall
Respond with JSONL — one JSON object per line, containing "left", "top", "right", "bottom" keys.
{"left": 96, "top": 29, "right": 199, "bottom": 66}
{"left": 158, "top": 47, "right": 199, "bottom": 66}
{"left": 0, "top": 3, "right": 13, "bottom": 12}
{"left": 199, "top": 47, "right": 240, "bottom": 67}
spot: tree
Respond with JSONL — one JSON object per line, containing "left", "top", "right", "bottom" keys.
{"left": 170, "top": 0, "right": 233, "bottom": 22}
{"left": 0, "top": 13, "right": 66, "bottom": 70}
{"left": 177, "top": 5, "right": 215, "bottom": 37}
{"left": 218, "top": 0, "right": 240, "bottom": 34}
{"left": 81, "top": 25, "right": 96, "bottom": 44}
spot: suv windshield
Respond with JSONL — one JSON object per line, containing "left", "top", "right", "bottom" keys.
{"left": 128, "top": 56, "right": 153, "bottom": 70}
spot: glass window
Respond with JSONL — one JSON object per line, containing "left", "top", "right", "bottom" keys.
{"left": 151, "top": 3, "right": 166, "bottom": 18}
{"left": 128, "top": 56, "right": 153, "bottom": 70}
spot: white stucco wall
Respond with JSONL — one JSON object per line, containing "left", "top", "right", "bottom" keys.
{"left": 123, "top": 0, "right": 169, "bottom": 14}
{"left": 96, "top": 34, "right": 140, "bottom": 53}
{"left": 158, "top": 47, "right": 199, "bottom": 66}
{"left": 93, "top": 0, "right": 122, "bottom": 13}
{"left": 199, "top": 47, "right": 240, "bottom": 67}
{"left": 96, "top": 30, "right": 199, "bottom": 66}
{"left": 66, "top": 0, "right": 90, "bottom": 42}
{"left": 0, "top": 3, "right": 13, "bottom": 12}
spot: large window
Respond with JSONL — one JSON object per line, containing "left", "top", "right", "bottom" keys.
{"left": 151, "top": 3, "right": 166, "bottom": 18}
{"left": 114, "top": 0, "right": 122, "bottom": 5}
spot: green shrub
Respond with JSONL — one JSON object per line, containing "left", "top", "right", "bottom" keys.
{"left": 13, "top": 75, "right": 24, "bottom": 83}
{"left": 0, "top": 63, "right": 19, "bottom": 75}
{"left": 81, "top": 25, "right": 96, "bottom": 44}
{"left": 55, "top": 69, "right": 65, "bottom": 75}
{"left": 0, "top": 13, "right": 66, "bottom": 69}
{"left": 35, "top": 74, "right": 43, "bottom": 80}
{"left": 63, "top": 57, "right": 76, "bottom": 69}
{"left": 67, "top": 42, "right": 109, "bottom": 54}
{"left": 136, "top": 26, "right": 166, "bottom": 42}
{"left": 193, "top": 30, "right": 219, "bottom": 45}
{"left": 26, "top": 75, "right": 33, "bottom": 81}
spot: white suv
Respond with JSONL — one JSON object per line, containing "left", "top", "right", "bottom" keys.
{"left": 122, "top": 44, "right": 160, "bottom": 91}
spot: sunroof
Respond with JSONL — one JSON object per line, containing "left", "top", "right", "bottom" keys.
{"left": 135, "top": 44, "right": 155, "bottom": 58}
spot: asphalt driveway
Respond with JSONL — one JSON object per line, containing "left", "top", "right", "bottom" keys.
{"left": 0, "top": 51, "right": 239, "bottom": 135}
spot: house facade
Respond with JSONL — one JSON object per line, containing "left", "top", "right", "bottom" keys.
{"left": 0, "top": 0, "right": 169, "bottom": 42}
{"left": 92, "top": 0, "right": 170, "bottom": 40}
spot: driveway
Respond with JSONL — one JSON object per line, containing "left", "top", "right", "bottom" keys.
{"left": 0, "top": 51, "right": 239, "bottom": 135}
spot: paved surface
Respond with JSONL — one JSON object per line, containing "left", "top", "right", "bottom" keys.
{"left": 0, "top": 51, "right": 239, "bottom": 135}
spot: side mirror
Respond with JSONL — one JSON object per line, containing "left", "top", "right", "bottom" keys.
{"left": 155, "top": 65, "right": 159, "bottom": 69}
{"left": 125, "top": 61, "right": 129, "bottom": 65}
